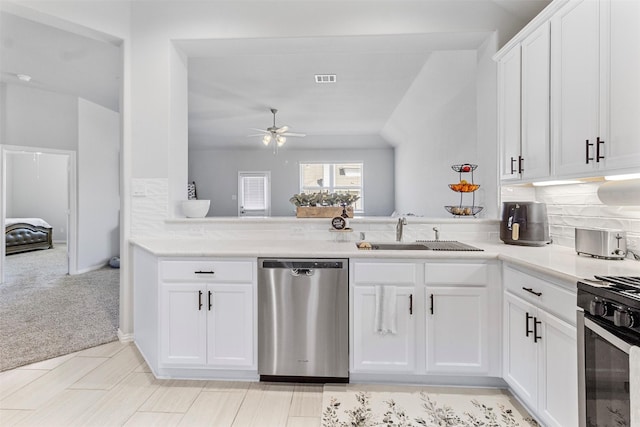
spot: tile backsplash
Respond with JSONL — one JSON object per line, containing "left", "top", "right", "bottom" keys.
{"left": 502, "top": 182, "right": 640, "bottom": 255}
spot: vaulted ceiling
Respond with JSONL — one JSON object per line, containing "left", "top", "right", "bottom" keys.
{"left": 0, "top": 1, "right": 551, "bottom": 149}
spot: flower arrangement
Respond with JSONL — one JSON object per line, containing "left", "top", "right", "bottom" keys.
{"left": 289, "top": 191, "right": 360, "bottom": 207}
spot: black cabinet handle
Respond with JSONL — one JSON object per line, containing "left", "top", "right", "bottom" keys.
{"left": 510, "top": 157, "right": 517, "bottom": 175}
{"left": 518, "top": 155, "right": 524, "bottom": 174}
{"left": 430, "top": 294, "right": 434, "bottom": 315}
{"left": 195, "top": 270, "right": 215, "bottom": 275}
{"left": 534, "top": 317, "right": 542, "bottom": 343}
{"left": 526, "top": 312, "right": 533, "bottom": 337}
{"left": 208, "top": 291, "right": 212, "bottom": 310}
{"left": 522, "top": 287, "right": 542, "bottom": 297}
{"left": 198, "top": 290, "right": 203, "bottom": 310}
{"left": 585, "top": 139, "right": 594, "bottom": 164}
{"left": 596, "top": 137, "right": 605, "bottom": 162}
{"left": 409, "top": 294, "right": 413, "bottom": 315}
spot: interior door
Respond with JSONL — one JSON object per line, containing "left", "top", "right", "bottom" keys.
{"left": 238, "top": 171, "right": 271, "bottom": 217}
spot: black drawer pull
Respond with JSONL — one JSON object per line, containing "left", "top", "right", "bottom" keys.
{"left": 430, "top": 294, "right": 434, "bottom": 315}
{"left": 195, "top": 270, "right": 215, "bottom": 275}
{"left": 208, "top": 291, "right": 212, "bottom": 310}
{"left": 198, "top": 290, "right": 203, "bottom": 310}
{"left": 510, "top": 157, "right": 517, "bottom": 175}
{"left": 522, "top": 287, "right": 542, "bottom": 297}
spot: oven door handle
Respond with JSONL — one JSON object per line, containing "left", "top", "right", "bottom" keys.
{"left": 584, "top": 316, "right": 632, "bottom": 354}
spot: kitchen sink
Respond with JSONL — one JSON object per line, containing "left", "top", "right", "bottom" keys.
{"left": 416, "top": 240, "right": 484, "bottom": 251}
{"left": 356, "top": 241, "right": 483, "bottom": 251}
{"left": 359, "top": 242, "right": 430, "bottom": 250}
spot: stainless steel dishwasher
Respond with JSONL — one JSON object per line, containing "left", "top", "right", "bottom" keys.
{"left": 258, "top": 258, "right": 348, "bottom": 382}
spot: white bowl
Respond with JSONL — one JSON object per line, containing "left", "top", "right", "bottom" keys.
{"left": 182, "top": 200, "right": 210, "bottom": 218}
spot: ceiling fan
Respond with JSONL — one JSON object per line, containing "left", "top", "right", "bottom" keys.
{"left": 249, "top": 108, "right": 305, "bottom": 150}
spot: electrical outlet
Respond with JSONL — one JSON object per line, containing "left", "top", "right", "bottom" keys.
{"left": 232, "top": 194, "right": 237, "bottom": 200}
{"left": 132, "top": 182, "right": 147, "bottom": 197}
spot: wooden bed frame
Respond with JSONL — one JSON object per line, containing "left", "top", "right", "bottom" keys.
{"left": 5, "top": 223, "right": 54, "bottom": 255}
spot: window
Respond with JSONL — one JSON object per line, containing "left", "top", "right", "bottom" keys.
{"left": 238, "top": 171, "right": 270, "bottom": 216}
{"left": 299, "top": 163, "right": 364, "bottom": 212}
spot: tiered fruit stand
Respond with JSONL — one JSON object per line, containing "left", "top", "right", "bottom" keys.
{"left": 445, "top": 164, "right": 483, "bottom": 217}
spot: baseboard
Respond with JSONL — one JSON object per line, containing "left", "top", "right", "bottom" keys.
{"left": 73, "top": 261, "right": 111, "bottom": 275}
{"left": 117, "top": 329, "right": 134, "bottom": 342}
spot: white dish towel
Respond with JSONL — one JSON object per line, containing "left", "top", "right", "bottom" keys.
{"left": 374, "top": 285, "right": 397, "bottom": 335}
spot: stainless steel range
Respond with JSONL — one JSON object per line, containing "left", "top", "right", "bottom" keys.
{"left": 577, "top": 276, "right": 640, "bottom": 427}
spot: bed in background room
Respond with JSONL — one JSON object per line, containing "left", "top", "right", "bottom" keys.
{"left": 5, "top": 218, "right": 54, "bottom": 255}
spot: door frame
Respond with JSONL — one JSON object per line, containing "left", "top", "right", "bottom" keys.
{"left": 0, "top": 144, "right": 77, "bottom": 282}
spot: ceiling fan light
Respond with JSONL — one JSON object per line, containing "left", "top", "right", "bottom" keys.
{"left": 262, "top": 135, "right": 272, "bottom": 146}
{"left": 276, "top": 136, "right": 286, "bottom": 146}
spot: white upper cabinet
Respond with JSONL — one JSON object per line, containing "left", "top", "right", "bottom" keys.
{"left": 498, "top": 21, "right": 551, "bottom": 182}
{"left": 602, "top": 0, "right": 640, "bottom": 172}
{"left": 521, "top": 21, "right": 551, "bottom": 180}
{"left": 498, "top": 45, "right": 522, "bottom": 181}
{"left": 551, "top": 0, "right": 602, "bottom": 175}
{"left": 552, "top": 0, "right": 640, "bottom": 176}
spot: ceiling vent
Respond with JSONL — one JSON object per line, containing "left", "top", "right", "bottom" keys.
{"left": 315, "top": 74, "right": 337, "bottom": 84}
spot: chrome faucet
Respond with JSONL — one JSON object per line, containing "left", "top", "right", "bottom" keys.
{"left": 396, "top": 217, "right": 407, "bottom": 242}
{"left": 433, "top": 227, "right": 440, "bottom": 241}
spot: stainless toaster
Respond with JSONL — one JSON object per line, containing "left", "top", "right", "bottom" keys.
{"left": 575, "top": 228, "right": 627, "bottom": 260}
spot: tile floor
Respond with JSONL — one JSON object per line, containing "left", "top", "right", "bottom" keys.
{"left": 0, "top": 341, "right": 322, "bottom": 426}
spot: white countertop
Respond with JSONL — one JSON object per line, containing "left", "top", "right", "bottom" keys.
{"left": 131, "top": 238, "right": 640, "bottom": 285}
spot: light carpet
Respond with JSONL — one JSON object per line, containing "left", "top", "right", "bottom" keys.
{"left": 0, "top": 245, "right": 119, "bottom": 371}
{"left": 321, "top": 384, "right": 539, "bottom": 427}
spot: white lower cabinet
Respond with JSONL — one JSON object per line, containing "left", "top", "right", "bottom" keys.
{"left": 133, "top": 252, "right": 257, "bottom": 378}
{"left": 503, "top": 265, "right": 578, "bottom": 427}
{"left": 352, "top": 285, "right": 416, "bottom": 372}
{"left": 424, "top": 262, "right": 499, "bottom": 376}
{"left": 425, "top": 287, "right": 489, "bottom": 374}
{"left": 160, "top": 281, "right": 254, "bottom": 369}
{"left": 350, "top": 260, "right": 499, "bottom": 378}
{"left": 351, "top": 261, "right": 417, "bottom": 373}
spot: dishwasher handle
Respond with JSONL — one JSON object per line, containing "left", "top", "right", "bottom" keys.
{"left": 290, "top": 268, "right": 315, "bottom": 277}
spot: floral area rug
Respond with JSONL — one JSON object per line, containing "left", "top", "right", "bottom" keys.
{"left": 321, "top": 384, "right": 539, "bottom": 427}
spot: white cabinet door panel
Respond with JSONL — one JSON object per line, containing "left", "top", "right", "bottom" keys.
{"left": 601, "top": 0, "right": 640, "bottom": 171}
{"left": 498, "top": 45, "right": 522, "bottom": 180}
{"left": 160, "top": 283, "right": 207, "bottom": 365}
{"left": 426, "top": 287, "right": 489, "bottom": 374}
{"left": 503, "top": 292, "right": 538, "bottom": 409}
{"left": 352, "top": 286, "right": 416, "bottom": 373}
{"left": 552, "top": 0, "right": 600, "bottom": 175}
{"left": 537, "top": 310, "right": 578, "bottom": 427}
{"left": 521, "top": 21, "right": 551, "bottom": 180}
{"left": 207, "top": 284, "right": 254, "bottom": 367}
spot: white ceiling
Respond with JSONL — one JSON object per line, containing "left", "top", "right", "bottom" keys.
{"left": 0, "top": 1, "right": 551, "bottom": 150}
{"left": 0, "top": 11, "right": 122, "bottom": 112}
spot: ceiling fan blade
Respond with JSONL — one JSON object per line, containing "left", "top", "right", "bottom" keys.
{"left": 247, "top": 134, "right": 267, "bottom": 137}
{"left": 249, "top": 128, "right": 270, "bottom": 133}
{"left": 282, "top": 132, "right": 306, "bottom": 137}
{"left": 275, "top": 126, "right": 289, "bottom": 134}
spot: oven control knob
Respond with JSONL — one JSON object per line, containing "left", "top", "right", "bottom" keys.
{"left": 589, "top": 299, "right": 608, "bottom": 317}
{"left": 613, "top": 309, "right": 635, "bottom": 328}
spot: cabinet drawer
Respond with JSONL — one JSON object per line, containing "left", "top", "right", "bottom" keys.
{"left": 425, "top": 262, "right": 488, "bottom": 285}
{"left": 504, "top": 266, "right": 575, "bottom": 324}
{"left": 161, "top": 260, "right": 254, "bottom": 282}
{"left": 353, "top": 262, "right": 416, "bottom": 285}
